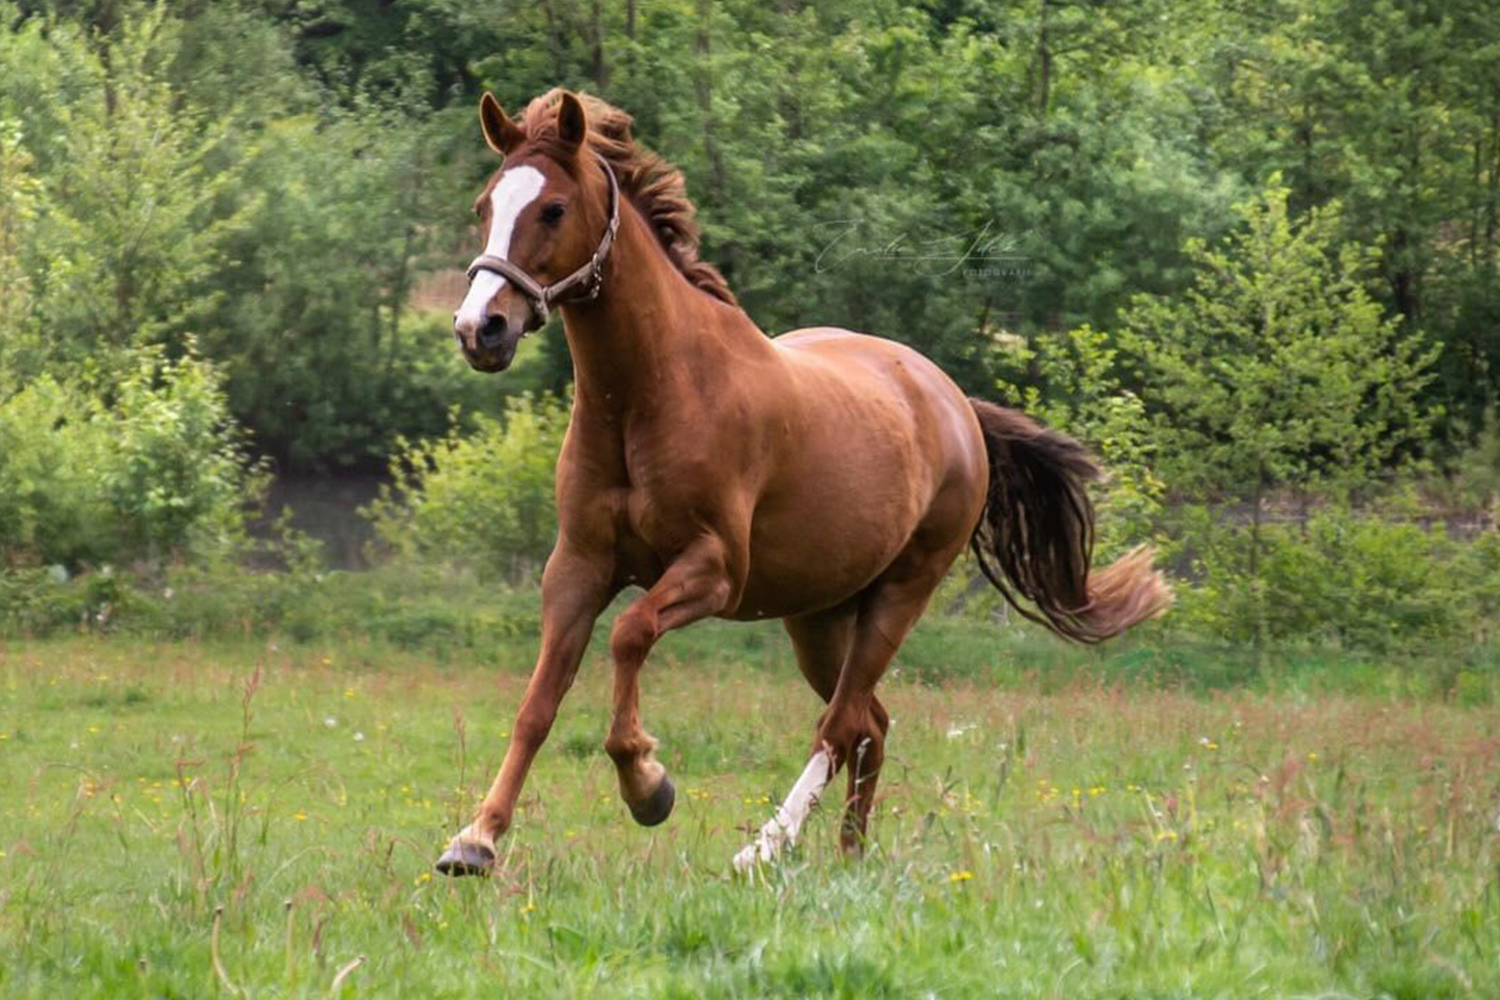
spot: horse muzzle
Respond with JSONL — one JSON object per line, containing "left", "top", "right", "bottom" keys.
{"left": 455, "top": 313, "right": 522, "bottom": 373}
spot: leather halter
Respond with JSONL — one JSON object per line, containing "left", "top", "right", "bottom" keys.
{"left": 465, "top": 155, "right": 621, "bottom": 327}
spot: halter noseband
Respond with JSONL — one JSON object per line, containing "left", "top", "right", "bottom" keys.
{"left": 465, "top": 155, "right": 621, "bottom": 327}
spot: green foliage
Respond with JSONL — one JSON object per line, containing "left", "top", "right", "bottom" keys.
{"left": 101, "top": 348, "right": 265, "bottom": 559}
{"left": 365, "top": 393, "right": 571, "bottom": 580}
{"left": 200, "top": 102, "right": 477, "bottom": 469}
{"left": 997, "top": 324, "right": 1165, "bottom": 559}
{"left": 0, "top": 376, "right": 112, "bottom": 568}
{"left": 1439, "top": 408, "right": 1500, "bottom": 514}
{"left": 0, "top": 349, "right": 262, "bottom": 570}
{"left": 8, "top": 6, "right": 253, "bottom": 367}
{"left": 1168, "top": 504, "right": 1500, "bottom": 653}
{"left": 1198, "top": 0, "right": 1500, "bottom": 429}
{"left": 1122, "top": 182, "right": 1439, "bottom": 504}
{"left": 8, "top": 0, "right": 1500, "bottom": 469}
{"left": 0, "top": 119, "right": 43, "bottom": 384}
{"left": 0, "top": 3, "right": 480, "bottom": 470}
{"left": 5, "top": 0, "right": 1500, "bottom": 667}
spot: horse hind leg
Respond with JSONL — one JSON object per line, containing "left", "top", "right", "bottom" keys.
{"left": 783, "top": 605, "right": 889, "bottom": 854}
{"left": 727, "top": 606, "right": 856, "bottom": 867}
{"left": 734, "top": 578, "right": 930, "bottom": 872}
{"left": 841, "top": 694, "right": 889, "bottom": 855}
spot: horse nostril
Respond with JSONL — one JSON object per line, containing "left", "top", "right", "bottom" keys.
{"left": 477, "top": 314, "right": 508, "bottom": 351}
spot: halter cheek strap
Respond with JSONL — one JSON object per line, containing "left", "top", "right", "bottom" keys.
{"left": 465, "top": 156, "right": 621, "bottom": 327}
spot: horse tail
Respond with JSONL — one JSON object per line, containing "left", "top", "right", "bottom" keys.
{"left": 967, "top": 399, "right": 1172, "bottom": 643}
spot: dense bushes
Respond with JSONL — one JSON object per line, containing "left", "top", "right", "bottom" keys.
{"left": 0, "top": 350, "right": 261, "bottom": 571}
{"left": 1166, "top": 507, "right": 1500, "bottom": 653}
{"left": 364, "top": 393, "right": 570, "bottom": 580}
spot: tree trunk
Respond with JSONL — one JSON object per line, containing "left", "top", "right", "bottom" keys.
{"left": 589, "top": 0, "right": 608, "bottom": 90}
{"left": 1037, "top": 0, "right": 1053, "bottom": 119}
{"left": 693, "top": 0, "right": 729, "bottom": 283}
{"left": 387, "top": 224, "right": 414, "bottom": 377}
{"left": 1485, "top": 115, "right": 1500, "bottom": 271}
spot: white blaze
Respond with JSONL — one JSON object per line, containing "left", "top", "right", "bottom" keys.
{"left": 733, "top": 749, "right": 834, "bottom": 872}
{"left": 455, "top": 165, "right": 546, "bottom": 331}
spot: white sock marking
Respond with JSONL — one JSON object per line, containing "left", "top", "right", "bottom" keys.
{"left": 733, "top": 749, "right": 833, "bottom": 872}
{"left": 456, "top": 165, "right": 546, "bottom": 330}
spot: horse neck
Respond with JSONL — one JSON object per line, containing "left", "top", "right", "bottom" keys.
{"left": 560, "top": 199, "right": 764, "bottom": 410}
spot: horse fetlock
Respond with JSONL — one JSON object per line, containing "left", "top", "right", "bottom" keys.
{"left": 604, "top": 729, "right": 656, "bottom": 767}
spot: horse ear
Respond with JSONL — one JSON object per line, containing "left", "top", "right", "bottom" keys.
{"left": 479, "top": 92, "right": 524, "bottom": 155}
{"left": 556, "top": 92, "right": 587, "bottom": 152}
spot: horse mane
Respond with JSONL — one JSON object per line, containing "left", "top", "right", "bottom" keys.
{"left": 518, "top": 89, "right": 737, "bottom": 307}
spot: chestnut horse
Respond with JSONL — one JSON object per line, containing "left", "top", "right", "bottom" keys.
{"left": 437, "top": 89, "right": 1170, "bottom": 875}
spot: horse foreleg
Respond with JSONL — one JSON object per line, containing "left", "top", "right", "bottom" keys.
{"left": 606, "top": 538, "right": 734, "bottom": 826}
{"left": 436, "top": 548, "right": 611, "bottom": 876}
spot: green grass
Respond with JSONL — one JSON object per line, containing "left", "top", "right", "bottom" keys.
{"left": 1, "top": 635, "right": 1497, "bottom": 998}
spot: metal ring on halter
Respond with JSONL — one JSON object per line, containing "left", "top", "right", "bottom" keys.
{"left": 465, "top": 155, "right": 621, "bottom": 327}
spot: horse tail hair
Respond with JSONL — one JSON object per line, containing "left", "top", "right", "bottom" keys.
{"left": 967, "top": 399, "right": 1172, "bottom": 643}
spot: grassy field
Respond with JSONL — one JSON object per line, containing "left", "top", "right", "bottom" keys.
{"left": 1, "top": 632, "right": 1497, "bottom": 999}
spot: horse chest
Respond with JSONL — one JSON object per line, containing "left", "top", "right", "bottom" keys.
{"left": 619, "top": 477, "right": 711, "bottom": 552}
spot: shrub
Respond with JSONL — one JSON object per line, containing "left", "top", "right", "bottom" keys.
{"left": 0, "top": 376, "right": 111, "bottom": 567}
{"left": 364, "top": 393, "right": 570, "bottom": 580}
{"left": 1166, "top": 505, "right": 1499, "bottom": 654}
{"left": 0, "top": 348, "right": 263, "bottom": 570}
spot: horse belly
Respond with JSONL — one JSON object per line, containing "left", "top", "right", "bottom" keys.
{"left": 724, "top": 330, "right": 987, "bottom": 620}
{"left": 728, "top": 467, "right": 923, "bottom": 620}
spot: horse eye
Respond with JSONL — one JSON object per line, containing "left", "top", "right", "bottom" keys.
{"left": 540, "top": 202, "right": 566, "bottom": 225}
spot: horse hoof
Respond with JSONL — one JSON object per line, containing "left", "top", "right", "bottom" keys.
{"left": 629, "top": 775, "right": 675, "bottom": 827}
{"left": 434, "top": 839, "right": 495, "bottom": 877}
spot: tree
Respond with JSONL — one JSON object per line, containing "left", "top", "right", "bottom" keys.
{"left": 0, "top": 120, "right": 43, "bottom": 387}
{"left": 1120, "top": 181, "right": 1438, "bottom": 645}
